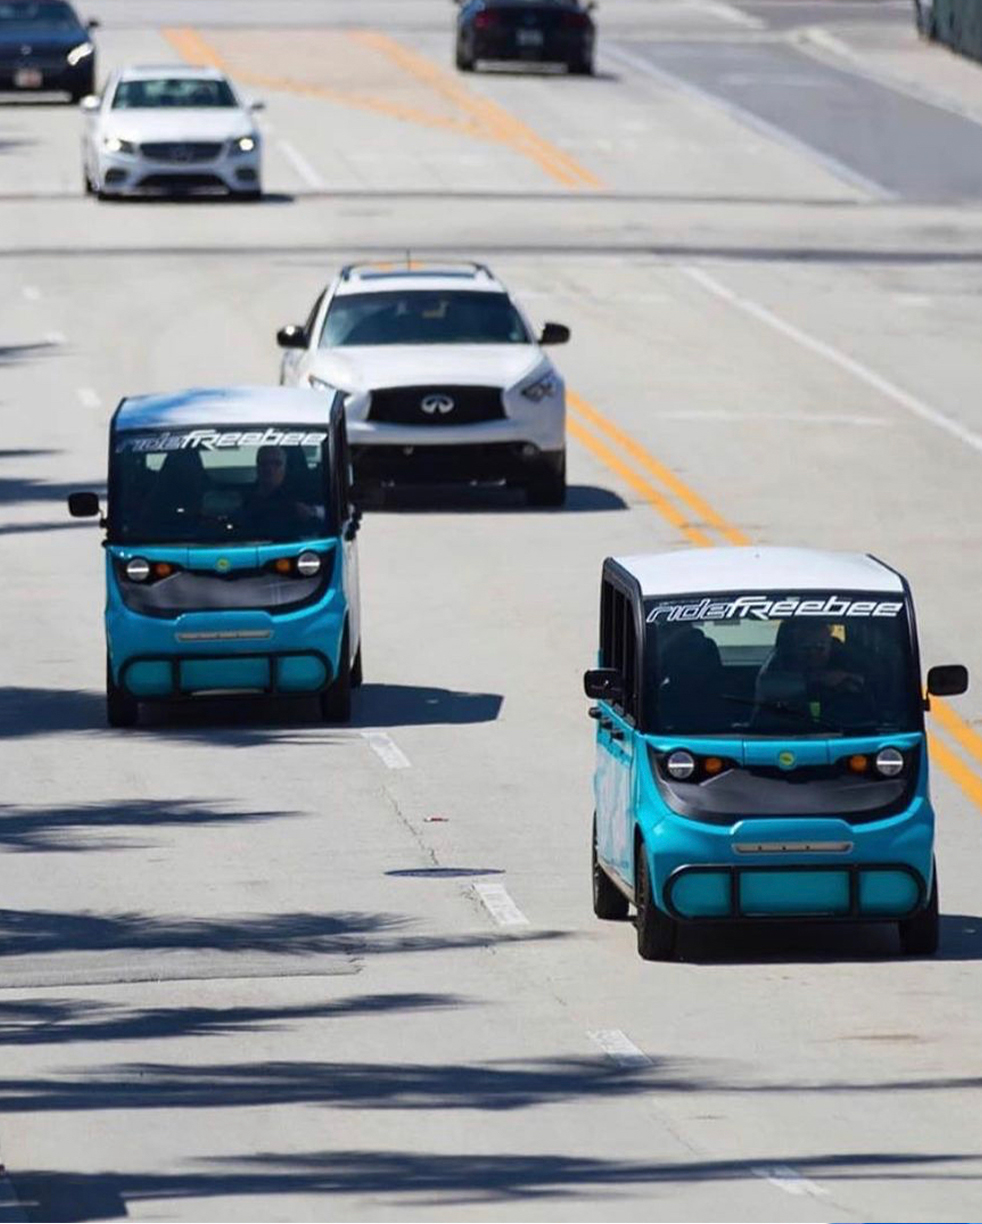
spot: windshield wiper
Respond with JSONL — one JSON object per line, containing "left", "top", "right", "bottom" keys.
{"left": 719, "top": 693, "right": 842, "bottom": 734}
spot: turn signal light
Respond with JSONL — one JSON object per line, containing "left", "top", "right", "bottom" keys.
{"left": 153, "top": 562, "right": 174, "bottom": 579}
{"left": 274, "top": 557, "right": 292, "bottom": 575}
{"left": 704, "top": 756, "right": 724, "bottom": 776}
{"left": 848, "top": 754, "right": 869, "bottom": 774}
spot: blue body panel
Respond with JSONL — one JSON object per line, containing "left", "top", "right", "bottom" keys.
{"left": 594, "top": 712, "right": 934, "bottom": 922}
{"left": 106, "top": 537, "right": 349, "bottom": 698}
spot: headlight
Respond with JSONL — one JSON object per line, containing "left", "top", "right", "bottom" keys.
{"left": 125, "top": 557, "right": 151, "bottom": 583}
{"left": 232, "top": 135, "right": 258, "bottom": 154}
{"left": 296, "top": 551, "right": 321, "bottom": 577}
{"left": 520, "top": 372, "right": 558, "bottom": 402}
{"left": 67, "top": 41, "right": 94, "bottom": 66}
{"left": 104, "top": 136, "right": 136, "bottom": 155}
{"left": 308, "top": 375, "right": 334, "bottom": 393}
{"left": 665, "top": 750, "right": 696, "bottom": 780}
{"left": 875, "top": 747, "right": 905, "bottom": 778}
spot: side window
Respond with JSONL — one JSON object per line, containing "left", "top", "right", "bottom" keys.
{"left": 622, "top": 595, "right": 638, "bottom": 719}
{"left": 600, "top": 580, "right": 615, "bottom": 667}
{"left": 332, "top": 412, "right": 353, "bottom": 525}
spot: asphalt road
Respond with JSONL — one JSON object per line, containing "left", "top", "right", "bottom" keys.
{"left": 1, "top": 1, "right": 982, "bottom": 1220}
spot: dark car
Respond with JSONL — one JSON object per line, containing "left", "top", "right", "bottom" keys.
{"left": 455, "top": 0, "right": 596, "bottom": 74}
{"left": 0, "top": 0, "right": 97, "bottom": 102}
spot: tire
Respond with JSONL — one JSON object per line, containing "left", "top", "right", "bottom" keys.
{"left": 83, "top": 167, "right": 93, "bottom": 195}
{"left": 635, "top": 842, "right": 677, "bottom": 961}
{"left": 898, "top": 864, "right": 939, "bottom": 956}
{"left": 320, "top": 626, "right": 352, "bottom": 722}
{"left": 106, "top": 656, "right": 138, "bottom": 728}
{"left": 456, "top": 43, "right": 475, "bottom": 71}
{"left": 569, "top": 57, "right": 594, "bottom": 75}
{"left": 235, "top": 188, "right": 262, "bottom": 202}
{"left": 593, "top": 814, "right": 629, "bottom": 920}
{"left": 526, "top": 449, "right": 567, "bottom": 508}
{"left": 351, "top": 642, "right": 363, "bottom": 689}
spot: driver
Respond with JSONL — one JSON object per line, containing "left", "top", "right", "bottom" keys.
{"left": 242, "top": 445, "right": 322, "bottom": 535}
{"left": 754, "top": 619, "right": 870, "bottom": 726}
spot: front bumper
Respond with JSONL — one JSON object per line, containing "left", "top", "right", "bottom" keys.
{"left": 471, "top": 31, "right": 592, "bottom": 64}
{"left": 95, "top": 145, "right": 261, "bottom": 196}
{"left": 0, "top": 59, "right": 93, "bottom": 93}
{"left": 351, "top": 441, "right": 562, "bottom": 484}
{"left": 107, "top": 597, "right": 345, "bottom": 699}
{"left": 643, "top": 803, "right": 934, "bottom": 923}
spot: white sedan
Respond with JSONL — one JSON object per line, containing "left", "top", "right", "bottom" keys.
{"left": 81, "top": 64, "right": 262, "bottom": 199}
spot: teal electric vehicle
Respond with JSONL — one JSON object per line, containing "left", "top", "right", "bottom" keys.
{"left": 584, "top": 548, "right": 968, "bottom": 960}
{"left": 69, "top": 386, "right": 362, "bottom": 727}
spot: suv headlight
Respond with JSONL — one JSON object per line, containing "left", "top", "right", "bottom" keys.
{"left": 103, "top": 136, "right": 136, "bottom": 155}
{"left": 520, "top": 372, "right": 558, "bottom": 402}
{"left": 67, "top": 41, "right": 94, "bottom": 66}
{"left": 231, "top": 135, "right": 258, "bottom": 155}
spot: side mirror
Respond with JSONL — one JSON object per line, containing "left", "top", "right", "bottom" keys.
{"left": 68, "top": 491, "right": 100, "bottom": 518}
{"left": 584, "top": 668, "right": 623, "bottom": 702}
{"left": 79, "top": 94, "right": 100, "bottom": 112}
{"left": 86, "top": 17, "right": 100, "bottom": 28}
{"left": 927, "top": 664, "right": 968, "bottom": 697}
{"left": 343, "top": 517, "right": 360, "bottom": 542}
{"left": 539, "top": 322, "right": 570, "bottom": 346}
{"left": 249, "top": 99, "right": 266, "bottom": 112}
{"left": 277, "top": 324, "right": 306, "bottom": 349}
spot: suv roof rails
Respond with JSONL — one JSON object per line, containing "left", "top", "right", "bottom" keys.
{"left": 339, "top": 260, "right": 494, "bottom": 282}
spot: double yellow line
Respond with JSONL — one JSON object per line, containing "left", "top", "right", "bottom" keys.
{"left": 163, "top": 28, "right": 601, "bottom": 190}
{"left": 567, "top": 387, "right": 982, "bottom": 812}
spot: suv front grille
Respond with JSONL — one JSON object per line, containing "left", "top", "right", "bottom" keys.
{"left": 140, "top": 141, "right": 224, "bottom": 163}
{"left": 368, "top": 385, "right": 505, "bottom": 426}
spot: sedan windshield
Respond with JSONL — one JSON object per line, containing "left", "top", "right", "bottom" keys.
{"left": 644, "top": 590, "right": 921, "bottom": 737}
{"left": 111, "top": 426, "right": 332, "bottom": 545}
{"left": 112, "top": 77, "right": 237, "bottom": 109}
{"left": 319, "top": 291, "right": 531, "bottom": 347}
{"left": 0, "top": 1, "right": 78, "bottom": 23}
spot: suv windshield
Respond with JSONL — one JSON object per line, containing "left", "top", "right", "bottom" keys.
{"left": 645, "top": 590, "right": 921, "bottom": 738}
{"left": 112, "top": 77, "right": 237, "bottom": 109}
{"left": 319, "top": 290, "right": 531, "bottom": 347}
{"left": 0, "top": 2, "right": 78, "bottom": 24}
{"left": 111, "top": 426, "right": 332, "bottom": 545}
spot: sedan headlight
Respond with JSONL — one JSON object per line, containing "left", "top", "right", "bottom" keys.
{"left": 67, "top": 41, "right": 94, "bottom": 66}
{"left": 103, "top": 136, "right": 136, "bottom": 155}
{"left": 231, "top": 134, "right": 258, "bottom": 155}
{"left": 520, "top": 371, "right": 559, "bottom": 402}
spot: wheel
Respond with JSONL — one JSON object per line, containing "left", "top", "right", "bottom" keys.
{"left": 526, "top": 449, "right": 566, "bottom": 507}
{"left": 106, "top": 656, "right": 138, "bottom": 728}
{"left": 456, "top": 42, "right": 475, "bottom": 71}
{"left": 235, "top": 188, "right": 262, "bottom": 201}
{"left": 568, "top": 57, "right": 594, "bottom": 75}
{"left": 83, "top": 167, "right": 93, "bottom": 195}
{"left": 593, "top": 814, "right": 629, "bottom": 920}
{"left": 635, "top": 842, "right": 677, "bottom": 961}
{"left": 351, "top": 643, "right": 363, "bottom": 688}
{"left": 899, "top": 864, "right": 939, "bottom": 956}
{"left": 320, "top": 627, "right": 352, "bottom": 722}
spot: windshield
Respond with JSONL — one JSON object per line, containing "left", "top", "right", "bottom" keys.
{"left": 319, "top": 290, "right": 531, "bottom": 347}
{"left": 112, "top": 77, "right": 237, "bottom": 109}
{"left": 644, "top": 590, "right": 921, "bottom": 738}
{"left": 111, "top": 426, "right": 332, "bottom": 545}
{"left": 0, "top": 1, "right": 78, "bottom": 24}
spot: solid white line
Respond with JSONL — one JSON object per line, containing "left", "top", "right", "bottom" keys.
{"left": 752, "top": 1165, "right": 829, "bottom": 1198}
{"left": 693, "top": 0, "right": 765, "bottom": 30}
{"left": 474, "top": 882, "right": 529, "bottom": 927}
{"left": 588, "top": 1029, "right": 652, "bottom": 1068}
{"left": 682, "top": 265, "right": 982, "bottom": 457}
{"left": 77, "top": 387, "right": 101, "bottom": 409}
{"left": 656, "top": 408, "right": 886, "bottom": 426}
{"left": 278, "top": 139, "right": 323, "bottom": 190}
{"left": 21, "top": 285, "right": 40, "bottom": 301}
{"left": 602, "top": 42, "right": 893, "bottom": 201}
{"left": 361, "top": 730, "right": 410, "bottom": 770}
{"left": 0, "top": 1165, "right": 28, "bottom": 1222}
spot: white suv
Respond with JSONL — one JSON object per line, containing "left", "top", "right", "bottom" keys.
{"left": 277, "top": 262, "right": 569, "bottom": 506}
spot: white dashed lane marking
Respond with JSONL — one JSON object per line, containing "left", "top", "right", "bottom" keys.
{"left": 588, "top": 1029, "right": 652, "bottom": 1067}
{"left": 362, "top": 730, "right": 410, "bottom": 770}
{"left": 77, "top": 387, "right": 101, "bottom": 409}
{"left": 473, "top": 882, "right": 529, "bottom": 927}
{"left": 752, "top": 1165, "right": 829, "bottom": 1198}
{"left": 278, "top": 139, "right": 323, "bottom": 190}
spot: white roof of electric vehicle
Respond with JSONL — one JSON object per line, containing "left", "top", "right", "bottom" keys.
{"left": 333, "top": 262, "right": 506, "bottom": 297}
{"left": 615, "top": 548, "right": 904, "bottom": 596}
{"left": 114, "top": 387, "right": 336, "bottom": 431}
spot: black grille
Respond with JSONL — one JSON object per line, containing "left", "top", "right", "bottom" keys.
{"left": 368, "top": 385, "right": 504, "bottom": 426}
{"left": 140, "top": 141, "right": 224, "bottom": 163}
{"left": 135, "top": 173, "right": 227, "bottom": 192}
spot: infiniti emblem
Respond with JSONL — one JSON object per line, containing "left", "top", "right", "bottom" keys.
{"left": 420, "top": 394, "right": 454, "bottom": 416}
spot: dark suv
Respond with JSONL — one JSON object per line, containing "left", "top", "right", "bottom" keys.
{"left": 0, "top": 0, "right": 97, "bottom": 102}
{"left": 455, "top": 0, "right": 595, "bottom": 74}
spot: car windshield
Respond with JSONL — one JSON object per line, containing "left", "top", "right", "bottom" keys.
{"left": 0, "top": 1, "right": 78, "bottom": 24}
{"left": 644, "top": 590, "right": 921, "bottom": 738}
{"left": 111, "top": 426, "right": 332, "bottom": 545}
{"left": 112, "top": 77, "right": 237, "bottom": 109}
{"left": 319, "top": 290, "right": 531, "bottom": 347}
